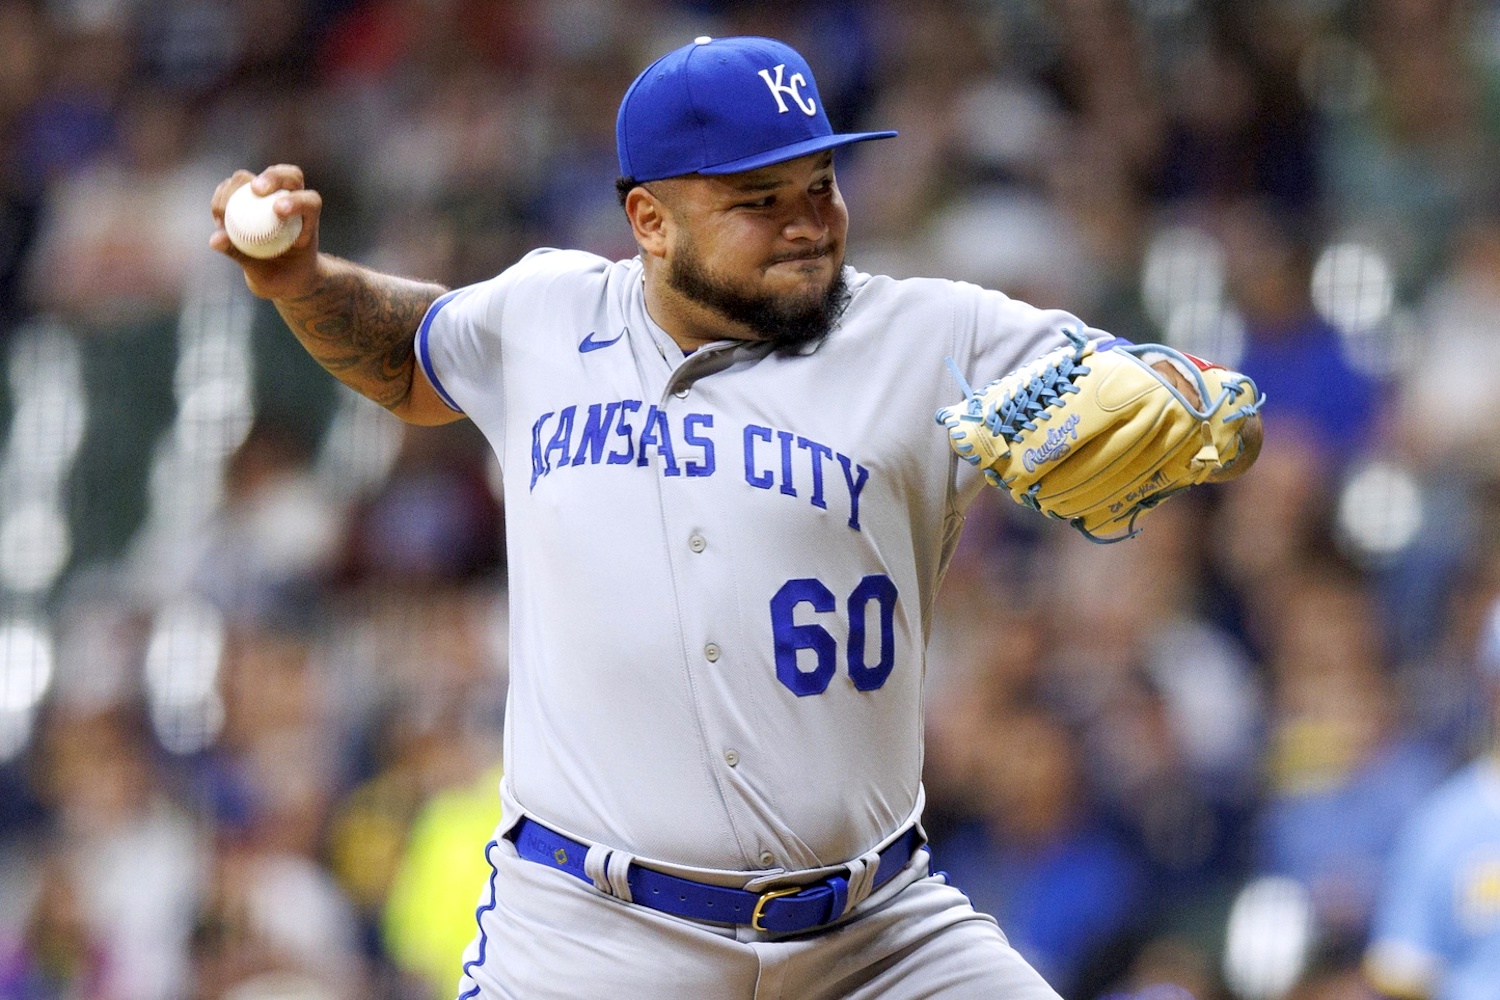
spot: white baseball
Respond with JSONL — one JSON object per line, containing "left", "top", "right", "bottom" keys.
{"left": 224, "top": 183, "right": 303, "bottom": 259}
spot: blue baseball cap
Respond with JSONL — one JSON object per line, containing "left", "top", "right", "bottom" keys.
{"left": 616, "top": 36, "right": 896, "bottom": 183}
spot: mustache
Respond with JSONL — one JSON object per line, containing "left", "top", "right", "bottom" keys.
{"left": 768, "top": 246, "right": 833, "bottom": 264}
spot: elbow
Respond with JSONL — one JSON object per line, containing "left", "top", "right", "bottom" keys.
{"left": 386, "top": 366, "right": 468, "bottom": 426}
{"left": 391, "top": 401, "right": 468, "bottom": 427}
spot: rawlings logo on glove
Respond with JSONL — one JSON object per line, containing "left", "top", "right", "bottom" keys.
{"left": 935, "top": 330, "right": 1265, "bottom": 542}
{"left": 1023, "top": 414, "right": 1081, "bottom": 471}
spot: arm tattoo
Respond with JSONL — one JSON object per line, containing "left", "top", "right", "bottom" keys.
{"left": 274, "top": 257, "right": 447, "bottom": 412}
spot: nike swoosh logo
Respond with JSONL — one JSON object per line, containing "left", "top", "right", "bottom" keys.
{"left": 579, "top": 329, "right": 625, "bottom": 353}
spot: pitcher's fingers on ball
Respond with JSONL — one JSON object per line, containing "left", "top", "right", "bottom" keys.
{"left": 211, "top": 170, "right": 257, "bottom": 222}
{"left": 264, "top": 187, "right": 320, "bottom": 251}
{"left": 250, "top": 163, "right": 306, "bottom": 196}
{"left": 208, "top": 226, "right": 243, "bottom": 257}
{"left": 209, "top": 224, "right": 270, "bottom": 262}
{"left": 269, "top": 187, "right": 321, "bottom": 220}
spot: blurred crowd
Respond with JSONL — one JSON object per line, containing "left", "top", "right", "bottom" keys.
{"left": 2, "top": 0, "right": 1500, "bottom": 998}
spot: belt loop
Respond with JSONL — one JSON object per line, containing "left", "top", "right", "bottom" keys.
{"left": 584, "top": 843, "right": 613, "bottom": 894}
{"left": 840, "top": 848, "right": 882, "bottom": 918}
{"left": 606, "top": 849, "right": 635, "bottom": 904}
{"left": 584, "top": 841, "right": 636, "bottom": 904}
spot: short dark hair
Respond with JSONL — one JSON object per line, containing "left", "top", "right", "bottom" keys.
{"left": 616, "top": 176, "right": 638, "bottom": 208}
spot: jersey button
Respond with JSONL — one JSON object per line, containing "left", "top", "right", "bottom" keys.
{"left": 673, "top": 387, "right": 690, "bottom": 399}
{"left": 704, "top": 642, "right": 721, "bottom": 662}
{"left": 723, "top": 749, "right": 739, "bottom": 767}
{"left": 758, "top": 851, "right": 775, "bottom": 867}
{"left": 689, "top": 534, "right": 706, "bottom": 553}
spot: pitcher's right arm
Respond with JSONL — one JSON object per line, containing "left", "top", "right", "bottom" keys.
{"left": 209, "top": 165, "right": 462, "bottom": 426}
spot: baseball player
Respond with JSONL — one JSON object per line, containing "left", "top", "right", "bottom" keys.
{"left": 1363, "top": 597, "right": 1500, "bottom": 1000}
{"left": 209, "top": 36, "right": 1261, "bottom": 999}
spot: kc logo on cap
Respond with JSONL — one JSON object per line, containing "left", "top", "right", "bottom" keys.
{"left": 758, "top": 64, "right": 817, "bottom": 116}
{"left": 616, "top": 36, "right": 896, "bottom": 183}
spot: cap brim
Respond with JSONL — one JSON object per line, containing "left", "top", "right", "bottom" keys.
{"left": 696, "top": 131, "right": 898, "bottom": 176}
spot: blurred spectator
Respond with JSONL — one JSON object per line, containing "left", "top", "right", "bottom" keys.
{"left": 318, "top": 571, "right": 505, "bottom": 986}
{"left": 335, "top": 423, "right": 503, "bottom": 589}
{"left": 1363, "top": 570, "right": 1500, "bottom": 1000}
{"left": 323, "top": 686, "right": 499, "bottom": 974}
{"left": 1219, "top": 198, "right": 1383, "bottom": 459}
{"left": 0, "top": 849, "right": 114, "bottom": 1000}
{"left": 23, "top": 79, "right": 226, "bottom": 574}
{"left": 922, "top": 576, "right": 1046, "bottom": 844}
{"left": 200, "top": 622, "right": 340, "bottom": 858}
{"left": 380, "top": 764, "right": 503, "bottom": 1000}
{"left": 527, "top": 49, "right": 643, "bottom": 259}
{"left": 1046, "top": 0, "right": 1163, "bottom": 182}
{"left": 193, "top": 418, "right": 341, "bottom": 622}
{"left": 28, "top": 704, "right": 207, "bottom": 1000}
{"left": 1153, "top": 11, "right": 1317, "bottom": 215}
{"left": 24, "top": 84, "right": 215, "bottom": 324}
{"left": 1395, "top": 213, "right": 1500, "bottom": 476}
{"left": 189, "top": 834, "right": 364, "bottom": 999}
{"left": 835, "top": 1, "right": 1005, "bottom": 247}
{"left": 10, "top": 17, "right": 130, "bottom": 186}
{"left": 203, "top": 419, "right": 340, "bottom": 623}
{"left": 123, "top": 417, "right": 343, "bottom": 643}
{"left": 931, "top": 705, "right": 1150, "bottom": 997}
{"left": 1035, "top": 497, "right": 1263, "bottom": 911}
{"left": 185, "top": 619, "right": 366, "bottom": 996}
{"left": 1044, "top": 123, "right": 1156, "bottom": 341}
{"left": 1255, "top": 568, "right": 1448, "bottom": 957}
{"left": 1320, "top": 0, "right": 1497, "bottom": 296}
{"left": 1210, "top": 423, "right": 1340, "bottom": 658}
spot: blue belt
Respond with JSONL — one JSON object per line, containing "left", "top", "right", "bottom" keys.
{"left": 510, "top": 818, "right": 924, "bottom": 935}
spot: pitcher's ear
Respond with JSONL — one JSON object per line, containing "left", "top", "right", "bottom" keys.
{"left": 625, "top": 185, "right": 671, "bottom": 259}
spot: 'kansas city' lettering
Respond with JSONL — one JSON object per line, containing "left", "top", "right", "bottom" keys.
{"left": 530, "top": 400, "right": 870, "bottom": 530}
{"left": 534, "top": 400, "right": 702, "bottom": 487}
{"left": 742, "top": 424, "right": 868, "bottom": 530}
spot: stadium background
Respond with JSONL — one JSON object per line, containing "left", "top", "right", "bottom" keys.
{"left": 1, "top": 0, "right": 1498, "bottom": 997}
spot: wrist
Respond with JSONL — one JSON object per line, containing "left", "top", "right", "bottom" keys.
{"left": 272, "top": 252, "right": 339, "bottom": 304}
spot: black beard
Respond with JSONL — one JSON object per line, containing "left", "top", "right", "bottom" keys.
{"left": 667, "top": 241, "right": 850, "bottom": 353}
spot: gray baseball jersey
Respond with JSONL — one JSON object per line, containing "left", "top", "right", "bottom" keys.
{"left": 416, "top": 248, "right": 1103, "bottom": 879}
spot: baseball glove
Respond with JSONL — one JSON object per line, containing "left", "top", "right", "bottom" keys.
{"left": 936, "top": 330, "right": 1265, "bottom": 542}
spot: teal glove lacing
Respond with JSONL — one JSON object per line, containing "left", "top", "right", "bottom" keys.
{"left": 980, "top": 330, "right": 1092, "bottom": 443}
{"left": 938, "top": 328, "right": 1092, "bottom": 466}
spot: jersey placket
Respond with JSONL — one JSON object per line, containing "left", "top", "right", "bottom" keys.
{"left": 650, "top": 344, "right": 788, "bottom": 872}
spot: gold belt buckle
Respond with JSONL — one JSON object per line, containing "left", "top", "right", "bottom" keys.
{"left": 751, "top": 885, "right": 806, "bottom": 932}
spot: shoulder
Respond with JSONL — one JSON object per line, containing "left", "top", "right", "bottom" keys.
{"left": 836, "top": 269, "right": 1004, "bottom": 345}
{"left": 434, "top": 249, "right": 636, "bottom": 321}
{"left": 838, "top": 267, "right": 1105, "bottom": 377}
{"left": 842, "top": 267, "right": 1086, "bottom": 335}
{"left": 498, "top": 247, "right": 633, "bottom": 290}
{"left": 844, "top": 269, "right": 1000, "bottom": 310}
{"left": 1401, "top": 760, "right": 1500, "bottom": 845}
